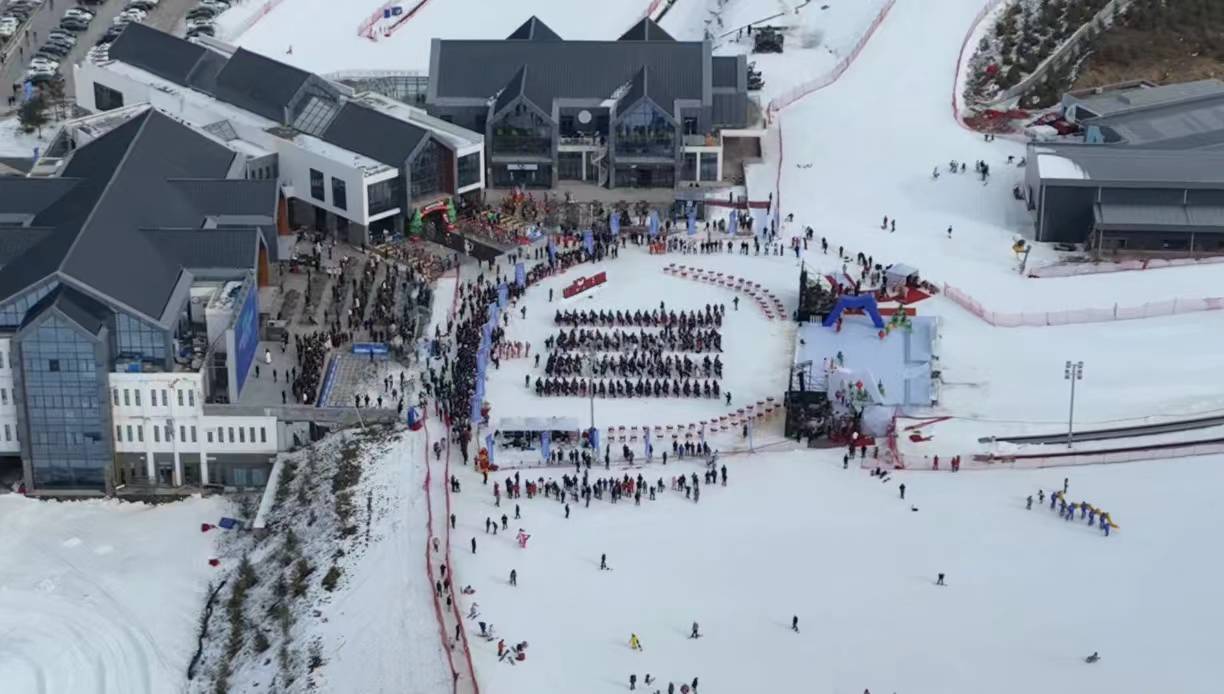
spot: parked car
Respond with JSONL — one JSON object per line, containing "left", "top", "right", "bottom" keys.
{"left": 0, "top": 19, "right": 18, "bottom": 39}
{"left": 38, "top": 44, "right": 69, "bottom": 58}
{"left": 127, "top": 0, "right": 158, "bottom": 8}
{"left": 48, "top": 29, "right": 76, "bottom": 43}
{"left": 197, "top": 0, "right": 230, "bottom": 14}
{"left": 64, "top": 7, "right": 95, "bottom": 20}
{"left": 186, "top": 23, "right": 214, "bottom": 37}
{"left": 59, "top": 17, "right": 89, "bottom": 31}
{"left": 115, "top": 8, "right": 146, "bottom": 22}
{"left": 186, "top": 6, "right": 218, "bottom": 20}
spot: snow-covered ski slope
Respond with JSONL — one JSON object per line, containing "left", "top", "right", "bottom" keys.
{"left": 0, "top": 494, "right": 229, "bottom": 694}
{"left": 227, "top": 0, "right": 657, "bottom": 75}
{"left": 451, "top": 449, "right": 1224, "bottom": 694}
{"left": 775, "top": 0, "right": 1224, "bottom": 312}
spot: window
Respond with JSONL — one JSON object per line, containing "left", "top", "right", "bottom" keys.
{"left": 134, "top": 389, "right": 141, "bottom": 406}
{"left": 136, "top": 426, "right": 143, "bottom": 442}
{"left": 188, "top": 390, "right": 195, "bottom": 407}
{"left": 48, "top": 359, "right": 60, "bottom": 372}
{"left": 228, "top": 427, "right": 235, "bottom": 443}
{"left": 165, "top": 424, "right": 172, "bottom": 442}
{"left": 126, "top": 425, "right": 133, "bottom": 441}
{"left": 3, "top": 424, "right": 9, "bottom": 441}
{"left": 248, "top": 427, "right": 255, "bottom": 443}
{"left": 190, "top": 426, "right": 197, "bottom": 443}
{"left": 683, "top": 116, "right": 699, "bottom": 136}
{"left": 93, "top": 83, "right": 124, "bottom": 111}
{"left": 238, "top": 427, "right": 245, "bottom": 443}
{"left": 207, "top": 430, "right": 213, "bottom": 443}
{"left": 162, "top": 390, "right": 169, "bottom": 407}
{"left": 558, "top": 152, "right": 583, "bottom": 181}
{"left": 366, "top": 178, "right": 402, "bottom": 215}
{"left": 123, "top": 389, "right": 130, "bottom": 406}
{"left": 699, "top": 152, "right": 718, "bottom": 182}
{"left": 615, "top": 101, "right": 675, "bottom": 158}
{"left": 409, "top": 141, "right": 446, "bottom": 199}
{"left": 682, "top": 153, "right": 698, "bottom": 181}
{"left": 217, "top": 426, "right": 223, "bottom": 443}
{"left": 1, "top": 388, "right": 7, "bottom": 405}
{"left": 112, "top": 388, "right": 119, "bottom": 406}
{"left": 310, "top": 169, "right": 325, "bottom": 201}
{"left": 259, "top": 427, "right": 267, "bottom": 443}
{"left": 0, "top": 350, "right": 5, "bottom": 368}
{"left": 180, "top": 425, "right": 186, "bottom": 442}
{"left": 177, "top": 390, "right": 184, "bottom": 407}
{"left": 115, "top": 425, "right": 122, "bottom": 442}
{"left": 331, "top": 177, "right": 347, "bottom": 210}
{"left": 457, "top": 153, "right": 481, "bottom": 188}
{"left": 153, "top": 426, "right": 160, "bottom": 443}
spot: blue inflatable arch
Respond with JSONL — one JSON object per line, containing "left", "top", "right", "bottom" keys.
{"left": 822, "top": 295, "right": 885, "bottom": 329}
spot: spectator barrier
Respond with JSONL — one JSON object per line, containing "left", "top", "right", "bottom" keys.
{"left": 1028, "top": 256, "right": 1224, "bottom": 278}
{"left": 943, "top": 283, "right": 1224, "bottom": 327}
{"left": 764, "top": 0, "right": 896, "bottom": 118}
{"left": 421, "top": 421, "right": 462, "bottom": 692}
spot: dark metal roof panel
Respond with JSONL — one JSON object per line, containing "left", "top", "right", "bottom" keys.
{"left": 108, "top": 23, "right": 206, "bottom": 86}
{"left": 169, "top": 179, "right": 276, "bottom": 216}
{"left": 712, "top": 57, "right": 738, "bottom": 88}
{"left": 435, "top": 40, "right": 705, "bottom": 113}
{"left": 507, "top": 16, "right": 562, "bottom": 41}
{"left": 186, "top": 49, "right": 228, "bottom": 95}
{"left": 711, "top": 93, "right": 749, "bottom": 127}
{"left": 21, "top": 284, "right": 111, "bottom": 334}
{"left": 213, "top": 48, "right": 311, "bottom": 123}
{"left": 0, "top": 177, "right": 81, "bottom": 216}
{"left": 144, "top": 228, "right": 257, "bottom": 269}
{"left": 620, "top": 18, "right": 674, "bottom": 41}
{"left": 321, "top": 102, "right": 428, "bottom": 166}
{"left": 494, "top": 65, "right": 528, "bottom": 115}
{"left": 0, "top": 226, "right": 52, "bottom": 265}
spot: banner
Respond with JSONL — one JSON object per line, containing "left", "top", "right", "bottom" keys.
{"left": 515, "top": 261, "right": 526, "bottom": 287}
{"left": 610, "top": 210, "right": 621, "bottom": 236}
{"left": 497, "top": 282, "right": 508, "bottom": 309}
{"left": 686, "top": 207, "right": 696, "bottom": 236}
{"left": 540, "top": 430, "right": 551, "bottom": 462}
{"left": 470, "top": 392, "right": 481, "bottom": 423}
{"left": 582, "top": 229, "right": 594, "bottom": 255}
{"left": 547, "top": 236, "right": 557, "bottom": 263}
{"left": 648, "top": 209, "right": 659, "bottom": 238}
{"left": 589, "top": 426, "right": 600, "bottom": 454}
{"left": 728, "top": 209, "right": 738, "bottom": 235}
{"left": 487, "top": 301, "right": 499, "bottom": 324}
{"left": 645, "top": 428, "right": 653, "bottom": 461}
{"left": 486, "top": 433, "right": 495, "bottom": 467}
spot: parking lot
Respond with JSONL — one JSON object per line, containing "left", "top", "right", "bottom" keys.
{"left": 0, "top": 0, "right": 199, "bottom": 110}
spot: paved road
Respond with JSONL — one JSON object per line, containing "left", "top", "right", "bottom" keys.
{"left": 0, "top": 0, "right": 198, "bottom": 107}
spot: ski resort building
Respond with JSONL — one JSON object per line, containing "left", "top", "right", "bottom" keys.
{"left": 1026, "top": 80, "right": 1224, "bottom": 254}
{"left": 0, "top": 106, "right": 292, "bottom": 495}
{"left": 74, "top": 24, "right": 485, "bottom": 245}
{"left": 426, "top": 16, "right": 757, "bottom": 191}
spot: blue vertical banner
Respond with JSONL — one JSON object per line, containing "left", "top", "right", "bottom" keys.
{"left": 644, "top": 428, "right": 653, "bottom": 461}
{"left": 514, "top": 262, "right": 526, "bottom": 287}
{"left": 648, "top": 209, "right": 659, "bottom": 238}
{"left": 497, "top": 282, "right": 508, "bottom": 309}
{"left": 610, "top": 210, "right": 620, "bottom": 236}
{"left": 485, "top": 433, "right": 495, "bottom": 467}
{"left": 470, "top": 390, "right": 481, "bottom": 423}
{"left": 589, "top": 426, "right": 600, "bottom": 454}
{"left": 547, "top": 236, "right": 557, "bottom": 263}
{"left": 728, "top": 209, "right": 739, "bottom": 236}
{"left": 686, "top": 207, "right": 696, "bottom": 236}
{"left": 487, "top": 302, "right": 499, "bottom": 324}
{"left": 582, "top": 229, "right": 594, "bottom": 255}
{"left": 540, "top": 430, "right": 551, "bottom": 462}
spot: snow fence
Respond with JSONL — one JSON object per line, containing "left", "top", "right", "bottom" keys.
{"left": 1028, "top": 256, "right": 1224, "bottom": 278}
{"left": 765, "top": 0, "right": 896, "bottom": 118}
{"left": 943, "top": 283, "right": 1224, "bottom": 327}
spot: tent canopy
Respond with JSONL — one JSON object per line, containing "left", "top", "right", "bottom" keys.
{"left": 497, "top": 416, "right": 582, "bottom": 433}
{"left": 884, "top": 263, "right": 919, "bottom": 281}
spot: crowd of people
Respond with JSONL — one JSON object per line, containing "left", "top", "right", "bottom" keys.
{"left": 289, "top": 332, "right": 331, "bottom": 405}
{"left": 544, "top": 352, "right": 723, "bottom": 379}
{"left": 553, "top": 306, "right": 725, "bottom": 329}
{"left": 546, "top": 327, "right": 723, "bottom": 353}
{"left": 533, "top": 376, "right": 722, "bottom": 399}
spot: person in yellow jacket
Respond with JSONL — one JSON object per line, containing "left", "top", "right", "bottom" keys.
{"left": 629, "top": 633, "right": 642, "bottom": 651}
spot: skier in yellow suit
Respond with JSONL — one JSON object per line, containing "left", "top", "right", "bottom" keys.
{"left": 629, "top": 633, "right": 642, "bottom": 651}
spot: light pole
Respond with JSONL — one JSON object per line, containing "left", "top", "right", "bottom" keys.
{"left": 1064, "top": 360, "right": 1083, "bottom": 448}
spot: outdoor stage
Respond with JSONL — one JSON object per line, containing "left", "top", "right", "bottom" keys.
{"left": 793, "top": 314, "right": 938, "bottom": 409}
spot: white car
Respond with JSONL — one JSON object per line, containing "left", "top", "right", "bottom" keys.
{"left": 116, "top": 8, "right": 146, "bottom": 22}
{"left": 29, "top": 55, "right": 58, "bottom": 67}
{"left": 64, "top": 8, "right": 94, "bottom": 20}
{"left": 0, "top": 22, "right": 18, "bottom": 39}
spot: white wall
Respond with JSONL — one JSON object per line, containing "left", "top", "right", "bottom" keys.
{"left": 277, "top": 141, "right": 370, "bottom": 223}
{"left": 0, "top": 338, "right": 17, "bottom": 454}
{"left": 109, "top": 371, "right": 276, "bottom": 485}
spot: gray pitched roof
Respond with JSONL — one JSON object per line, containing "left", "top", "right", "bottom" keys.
{"left": 321, "top": 102, "right": 428, "bottom": 166}
{"left": 0, "top": 110, "right": 274, "bottom": 323}
{"left": 615, "top": 67, "right": 647, "bottom": 115}
{"left": 1089, "top": 93, "right": 1224, "bottom": 147}
{"left": 493, "top": 65, "right": 528, "bottom": 116}
{"left": 213, "top": 48, "right": 311, "bottom": 123}
{"left": 169, "top": 179, "right": 275, "bottom": 216}
{"left": 507, "top": 16, "right": 561, "bottom": 41}
{"left": 619, "top": 17, "right": 674, "bottom": 42}
{"left": 434, "top": 39, "right": 705, "bottom": 115}
{"left": 144, "top": 228, "right": 258, "bottom": 269}
{"left": 22, "top": 284, "right": 111, "bottom": 334}
{"left": 107, "top": 23, "right": 207, "bottom": 85}
{"left": 0, "top": 226, "right": 52, "bottom": 265}
{"left": 1095, "top": 201, "right": 1224, "bottom": 233}
{"left": 0, "top": 177, "right": 81, "bottom": 217}
{"left": 1030, "top": 143, "right": 1224, "bottom": 186}
{"left": 1071, "top": 79, "right": 1224, "bottom": 118}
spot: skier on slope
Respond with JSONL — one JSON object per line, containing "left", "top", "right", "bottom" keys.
{"left": 629, "top": 633, "right": 643, "bottom": 651}
{"left": 690, "top": 621, "right": 701, "bottom": 638}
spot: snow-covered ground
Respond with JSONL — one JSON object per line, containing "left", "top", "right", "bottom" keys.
{"left": 661, "top": 0, "right": 892, "bottom": 104}
{"left": 226, "top": 0, "right": 657, "bottom": 75}
{"left": 0, "top": 113, "right": 58, "bottom": 158}
{"left": 0, "top": 494, "right": 231, "bottom": 694}
{"left": 450, "top": 448, "right": 1224, "bottom": 694}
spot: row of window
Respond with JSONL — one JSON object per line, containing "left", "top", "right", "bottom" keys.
{"left": 249, "top": 163, "right": 280, "bottom": 181}
{"left": 112, "top": 387, "right": 195, "bottom": 409}
{"left": 0, "top": 386, "right": 8, "bottom": 406}
{"left": 114, "top": 422, "right": 269, "bottom": 446}
{"left": 309, "top": 169, "right": 348, "bottom": 211}
{"left": 2, "top": 423, "right": 13, "bottom": 443}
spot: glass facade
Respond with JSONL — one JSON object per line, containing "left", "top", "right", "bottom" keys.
{"left": 0, "top": 280, "right": 59, "bottom": 329}
{"left": 114, "top": 311, "right": 168, "bottom": 368}
{"left": 615, "top": 101, "right": 676, "bottom": 158}
{"left": 457, "top": 153, "right": 481, "bottom": 189}
{"left": 409, "top": 141, "right": 445, "bottom": 200}
{"left": 310, "top": 168, "right": 325, "bottom": 201}
{"left": 614, "top": 164, "right": 675, "bottom": 188}
{"left": 700, "top": 153, "right": 719, "bottom": 182}
{"left": 681, "top": 153, "right": 698, "bottom": 181}
{"left": 490, "top": 103, "right": 552, "bottom": 157}
{"left": 331, "top": 177, "right": 347, "bottom": 210}
{"left": 491, "top": 163, "right": 552, "bottom": 189}
{"left": 19, "top": 315, "right": 109, "bottom": 489}
{"left": 558, "top": 152, "right": 584, "bottom": 181}
{"left": 94, "top": 83, "right": 124, "bottom": 112}
{"left": 367, "top": 176, "right": 403, "bottom": 215}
